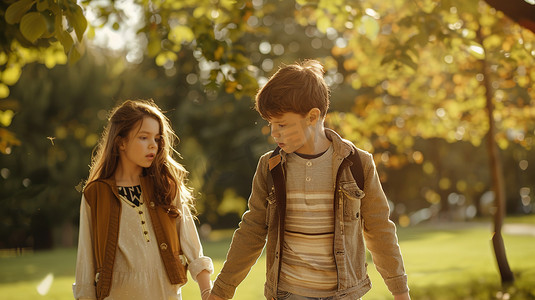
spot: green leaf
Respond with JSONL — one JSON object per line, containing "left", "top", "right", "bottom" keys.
{"left": 399, "top": 54, "right": 417, "bottom": 70}
{"left": 36, "top": 0, "right": 49, "bottom": 11}
{"left": 65, "top": 5, "right": 87, "bottom": 42}
{"left": 41, "top": 9, "right": 56, "bottom": 36}
{"left": 68, "top": 46, "right": 81, "bottom": 64}
{"left": 57, "top": 30, "right": 74, "bottom": 53}
{"left": 5, "top": 0, "right": 35, "bottom": 24}
{"left": 381, "top": 54, "right": 395, "bottom": 65}
{"left": 20, "top": 12, "right": 47, "bottom": 42}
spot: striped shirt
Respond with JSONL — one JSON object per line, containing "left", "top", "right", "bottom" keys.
{"left": 278, "top": 145, "right": 337, "bottom": 297}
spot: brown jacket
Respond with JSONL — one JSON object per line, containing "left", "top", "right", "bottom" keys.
{"left": 211, "top": 129, "right": 408, "bottom": 299}
{"left": 83, "top": 175, "right": 188, "bottom": 299}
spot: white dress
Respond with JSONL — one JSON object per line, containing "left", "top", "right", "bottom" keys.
{"left": 72, "top": 192, "right": 213, "bottom": 300}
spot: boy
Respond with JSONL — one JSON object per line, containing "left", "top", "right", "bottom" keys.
{"left": 208, "top": 60, "right": 409, "bottom": 300}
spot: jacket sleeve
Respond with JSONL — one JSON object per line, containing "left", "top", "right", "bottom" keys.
{"left": 360, "top": 151, "right": 409, "bottom": 295}
{"left": 211, "top": 153, "right": 271, "bottom": 299}
{"left": 178, "top": 203, "right": 214, "bottom": 281}
{"left": 72, "top": 195, "right": 97, "bottom": 300}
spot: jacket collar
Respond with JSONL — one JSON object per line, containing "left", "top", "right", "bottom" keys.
{"left": 271, "top": 128, "right": 355, "bottom": 169}
{"left": 95, "top": 177, "right": 121, "bottom": 200}
{"left": 95, "top": 175, "right": 148, "bottom": 201}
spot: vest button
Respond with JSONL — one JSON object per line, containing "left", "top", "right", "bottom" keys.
{"left": 160, "top": 243, "right": 168, "bottom": 250}
{"left": 150, "top": 202, "right": 155, "bottom": 208}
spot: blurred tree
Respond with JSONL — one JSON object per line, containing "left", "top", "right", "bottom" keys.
{"left": 0, "top": 55, "right": 109, "bottom": 249}
{"left": 1, "top": 0, "right": 87, "bottom": 153}
{"left": 301, "top": 0, "right": 534, "bottom": 284}
{"left": 0, "top": 2, "right": 533, "bottom": 282}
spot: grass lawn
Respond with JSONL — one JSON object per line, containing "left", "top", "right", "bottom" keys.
{"left": 1, "top": 216, "right": 534, "bottom": 299}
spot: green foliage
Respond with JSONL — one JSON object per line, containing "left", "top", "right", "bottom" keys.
{"left": 1, "top": 0, "right": 87, "bottom": 83}
{"left": 1, "top": 0, "right": 88, "bottom": 153}
{"left": 302, "top": 0, "right": 535, "bottom": 158}
{"left": 2, "top": 0, "right": 534, "bottom": 158}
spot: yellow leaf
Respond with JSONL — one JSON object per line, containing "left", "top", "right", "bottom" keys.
{"left": 317, "top": 16, "right": 331, "bottom": 33}
{"left": 0, "top": 128, "right": 21, "bottom": 154}
{"left": 220, "top": 0, "right": 237, "bottom": 9}
{"left": 214, "top": 46, "right": 224, "bottom": 61}
{"left": 193, "top": 7, "right": 206, "bottom": 19}
{"left": 225, "top": 80, "right": 238, "bottom": 94}
{"left": 20, "top": 12, "right": 47, "bottom": 42}
{"left": 169, "top": 25, "right": 195, "bottom": 44}
{"left": 483, "top": 34, "right": 502, "bottom": 49}
{"left": 1, "top": 65, "right": 22, "bottom": 86}
{"left": 0, "top": 110, "right": 15, "bottom": 127}
{"left": 361, "top": 15, "right": 379, "bottom": 40}
{"left": 155, "top": 53, "right": 167, "bottom": 66}
{"left": 5, "top": 0, "right": 35, "bottom": 24}
{"left": 147, "top": 34, "right": 161, "bottom": 57}
{"left": 420, "top": 0, "right": 437, "bottom": 13}
{"left": 480, "top": 14, "right": 496, "bottom": 27}
{"left": 0, "top": 84, "right": 9, "bottom": 98}
{"left": 0, "top": 53, "right": 7, "bottom": 65}
{"left": 456, "top": 180, "right": 467, "bottom": 192}
{"left": 467, "top": 42, "right": 485, "bottom": 60}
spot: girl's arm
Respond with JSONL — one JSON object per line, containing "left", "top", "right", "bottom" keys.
{"left": 196, "top": 269, "right": 212, "bottom": 300}
{"left": 72, "top": 195, "right": 97, "bottom": 299}
{"left": 178, "top": 203, "right": 214, "bottom": 298}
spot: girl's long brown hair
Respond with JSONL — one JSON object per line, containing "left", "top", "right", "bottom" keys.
{"left": 86, "top": 99, "right": 193, "bottom": 209}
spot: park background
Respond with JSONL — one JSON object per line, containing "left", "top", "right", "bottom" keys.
{"left": 1, "top": 0, "right": 535, "bottom": 299}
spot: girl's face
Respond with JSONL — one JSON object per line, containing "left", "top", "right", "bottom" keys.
{"left": 119, "top": 117, "right": 161, "bottom": 171}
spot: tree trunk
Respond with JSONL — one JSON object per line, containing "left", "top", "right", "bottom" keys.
{"left": 478, "top": 29, "right": 515, "bottom": 285}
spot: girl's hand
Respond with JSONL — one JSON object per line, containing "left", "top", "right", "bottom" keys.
{"left": 200, "top": 288, "right": 211, "bottom": 300}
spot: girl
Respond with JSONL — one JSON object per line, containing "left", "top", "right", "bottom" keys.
{"left": 73, "top": 100, "right": 213, "bottom": 300}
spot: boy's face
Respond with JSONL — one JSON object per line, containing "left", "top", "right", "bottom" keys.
{"left": 268, "top": 112, "right": 311, "bottom": 154}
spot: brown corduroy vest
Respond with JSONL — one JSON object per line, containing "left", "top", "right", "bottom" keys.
{"left": 83, "top": 176, "right": 188, "bottom": 300}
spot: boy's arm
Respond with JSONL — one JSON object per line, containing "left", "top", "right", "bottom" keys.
{"left": 394, "top": 292, "right": 411, "bottom": 300}
{"left": 210, "top": 153, "right": 271, "bottom": 299}
{"left": 360, "top": 152, "right": 409, "bottom": 296}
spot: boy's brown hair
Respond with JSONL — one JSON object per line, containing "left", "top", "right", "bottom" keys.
{"left": 255, "top": 59, "right": 330, "bottom": 120}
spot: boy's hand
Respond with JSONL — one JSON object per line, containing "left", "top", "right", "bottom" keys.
{"left": 207, "top": 293, "right": 226, "bottom": 300}
{"left": 394, "top": 292, "right": 410, "bottom": 300}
